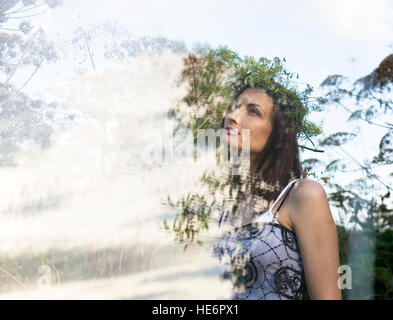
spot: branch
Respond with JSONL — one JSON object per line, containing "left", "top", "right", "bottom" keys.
{"left": 18, "top": 58, "right": 43, "bottom": 91}
{"left": 338, "top": 145, "right": 393, "bottom": 191}
{"left": 328, "top": 182, "right": 370, "bottom": 204}
{"left": 0, "top": 60, "right": 43, "bottom": 109}
{"left": 4, "top": 27, "right": 40, "bottom": 87}
{"left": 339, "top": 162, "right": 393, "bottom": 173}
{"left": 1, "top": 2, "right": 46, "bottom": 17}
{"left": 299, "top": 144, "right": 324, "bottom": 153}
{"left": 110, "top": 30, "right": 126, "bottom": 64}
{"left": 0, "top": 27, "right": 20, "bottom": 31}
{"left": 0, "top": 265, "right": 30, "bottom": 290}
{"left": 84, "top": 34, "right": 96, "bottom": 72}
{"left": 338, "top": 102, "right": 392, "bottom": 130}
{"left": 303, "top": 130, "right": 317, "bottom": 148}
{"left": 5, "top": 10, "right": 47, "bottom": 19}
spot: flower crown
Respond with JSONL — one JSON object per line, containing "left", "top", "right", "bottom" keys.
{"left": 226, "top": 59, "right": 326, "bottom": 152}
{"left": 170, "top": 46, "right": 326, "bottom": 153}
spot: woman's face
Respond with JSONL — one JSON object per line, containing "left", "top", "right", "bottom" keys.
{"left": 224, "top": 88, "right": 274, "bottom": 156}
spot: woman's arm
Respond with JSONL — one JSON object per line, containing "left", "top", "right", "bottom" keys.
{"left": 290, "top": 179, "right": 342, "bottom": 300}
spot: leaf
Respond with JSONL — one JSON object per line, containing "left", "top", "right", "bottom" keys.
{"left": 172, "top": 216, "right": 178, "bottom": 230}
{"left": 320, "top": 74, "right": 347, "bottom": 87}
{"left": 375, "top": 267, "right": 392, "bottom": 282}
{"left": 320, "top": 176, "right": 330, "bottom": 183}
{"left": 347, "top": 110, "right": 363, "bottom": 122}
{"left": 319, "top": 132, "right": 357, "bottom": 147}
{"left": 365, "top": 105, "right": 377, "bottom": 121}
{"left": 301, "top": 158, "right": 320, "bottom": 170}
{"left": 386, "top": 277, "right": 393, "bottom": 287}
{"left": 380, "top": 130, "right": 393, "bottom": 153}
{"left": 373, "top": 130, "right": 393, "bottom": 164}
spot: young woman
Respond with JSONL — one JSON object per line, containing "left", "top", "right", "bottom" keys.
{"left": 213, "top": 83, "right": 341, "bottom": 300}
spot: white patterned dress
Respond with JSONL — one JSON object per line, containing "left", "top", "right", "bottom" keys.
{"left": 212, "top": 178, "right": 309, "bottom": 300}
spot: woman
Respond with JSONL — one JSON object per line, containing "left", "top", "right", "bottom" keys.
{"left": 212, "top": 83, "right": 341, "bottom": 300}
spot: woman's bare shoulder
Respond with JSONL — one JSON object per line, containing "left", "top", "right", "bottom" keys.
{"left": 289, "top": 178, "right": 329, "bottom": 220}
{"left": 294, "top": 178, "right": 326, "bottom": 197}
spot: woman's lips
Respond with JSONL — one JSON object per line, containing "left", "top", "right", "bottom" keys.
{"left": 226, "top": 127, "right": 239, "bottom": 136}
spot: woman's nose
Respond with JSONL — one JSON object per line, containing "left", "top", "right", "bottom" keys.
{"left": 227, "top": 106, "right": 243, "bottom": 125}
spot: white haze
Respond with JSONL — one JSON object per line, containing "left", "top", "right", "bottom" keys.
{"left": 0, "top": 50, "right": 230, "bottom": 298}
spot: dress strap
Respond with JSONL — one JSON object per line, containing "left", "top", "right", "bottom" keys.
{"left": 270, "top": 178, "right": 301, "bottom": 223}
{"left": 219, "top": 208, "right": 228, "bottom": 232}
{"left": 253, "top": 178, "right": 302, "bottom": 224}
{"left": 268, "top": 179, "right": 301, "bottom": 214}
{"left": 219, "top": 178, "right": 302, "bottom": 227}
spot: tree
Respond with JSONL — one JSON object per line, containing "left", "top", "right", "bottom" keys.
{"left": 319, "top": 54, "right": 393, "bottom": 299}
{"left": 0, "top": 0, "right": 63, "bottom": 83}
{"left": 71, "top": 21, "right": 187, "bottom": 72}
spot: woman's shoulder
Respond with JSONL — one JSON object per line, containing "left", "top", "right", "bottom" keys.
{"left": 295, "top": 179, "right": 325, "bottom": 193}
{"left": 288, "top": 178, "right": 329, "bottom": 218}
{"left": 294, "top": 178, "right": 326, "bottom": 197}
{"left": 288, "top": 178, "right": 337, "bottom": 247}
{"left": 274, "top": 179, "right": 327, "bottom": 233}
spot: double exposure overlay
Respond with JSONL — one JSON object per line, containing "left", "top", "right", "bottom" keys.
{"left": 0, "top": 0, "right": 392, "bottom": 300}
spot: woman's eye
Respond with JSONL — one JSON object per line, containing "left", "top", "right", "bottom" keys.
{"left": 248, "top": 107, "right": 261, "bottom": 117}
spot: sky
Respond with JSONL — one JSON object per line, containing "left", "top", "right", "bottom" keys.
{"left": 25, "top": 0, "right": 393, "bottom": 189}
{"left": 30, "top": 0, "right": 393, "bottom": 86}
{"left": 25, "top": 0, "right": 393, "bottom": 144}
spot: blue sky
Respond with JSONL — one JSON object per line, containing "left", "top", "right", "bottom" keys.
{"left": 26, "top": 0, "right": 393, "bottom": 144}
{"left": 23, "top": 0, "right": 392, "bottom": 190}
{"left": 31, "top": 0, "right": 393, "bottom": 87}
{"left": 30, "top": 1, "right": 392, "bottom": 157}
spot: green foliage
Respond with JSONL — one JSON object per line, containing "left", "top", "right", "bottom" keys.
{"left": 162, "top": 192, "right": 216, "bottom": 251}
{"left": 375, "top": 229, "right": 393, "bottom": 299}
{"left": 337, "top": 226, "right": 393, "bottom": 300}
{"left": 228, "top": 55, "right": 314, "bottom": 137}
